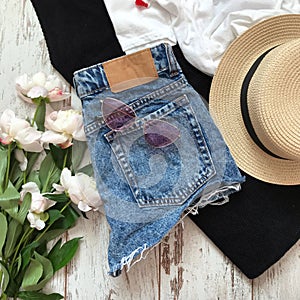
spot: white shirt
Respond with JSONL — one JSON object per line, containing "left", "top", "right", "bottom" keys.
{"left": 103, "top": 1, "right": 177, "bottom": 53}
{"left": 104, "top": 0, "right": 300, "bottom": 75}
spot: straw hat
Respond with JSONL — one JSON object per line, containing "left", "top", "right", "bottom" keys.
{"left": 209, "top": 14, "right": 300, "bottom": 185}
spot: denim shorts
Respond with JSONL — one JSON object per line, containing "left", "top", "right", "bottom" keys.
{"left": 73, "top": 43, "right": 244, "bottom": 276}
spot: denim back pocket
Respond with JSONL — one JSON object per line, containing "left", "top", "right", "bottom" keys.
{"left": 104, "top": 94, "right": 216, "bottom": 207}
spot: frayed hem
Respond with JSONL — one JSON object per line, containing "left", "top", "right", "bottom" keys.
{"left": 120, "top": 243, "right": 148, "bottom": 271}
{"left": 185, "top": 183, "right": 241, "bottom": 217}
{"left": 206, "top": 183, "right": 241, "bottom": 205}
{"left": 109, "top": 183, "right": 242, "bottom": 277}
{"left": 109, "top": 243, "right": 148, "bottom": 277}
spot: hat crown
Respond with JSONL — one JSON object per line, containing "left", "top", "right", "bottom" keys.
{"left": 210, "top": 14, "right": 300, "bottom": 185}
{"left": 248, "top": 39, "right": 300, "bottom": 161}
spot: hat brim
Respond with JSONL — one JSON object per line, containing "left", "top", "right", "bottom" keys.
{"left": 209, "top": 14, "right": 300, "bottom": 185}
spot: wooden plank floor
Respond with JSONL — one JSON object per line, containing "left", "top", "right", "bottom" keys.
{"left": 1, "top": 1, "right": 299, "bottom": 299}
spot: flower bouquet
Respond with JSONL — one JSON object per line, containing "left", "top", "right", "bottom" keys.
{"left": 0, "top": 73, "right": 102, "bottom": 300}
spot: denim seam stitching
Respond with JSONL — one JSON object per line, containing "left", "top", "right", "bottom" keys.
{"left": 108, "top": 94, "right": 217, "bottom": 207}
{"left": 84, "top": 78, "right": 187, "bottom": 135}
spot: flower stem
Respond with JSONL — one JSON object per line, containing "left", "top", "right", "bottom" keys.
{"left": 23, "top": 171, "right": 26, "bottom": 185}
{"left": 4, "top": 143, "right": 12, "bottom": 191}
{"left": 62, "top": 146, "right": 72, "bottom": 170}
{"left": 0, "top": 270, "right": 4, "bottom": 298}
{"left": 35, "top": 200, "right": 71, "bottom": 242}
{"left": 62, "top": 150, "right": 68, "bottom": 169}
{"left": 10, "top": 227, "right": 34, "bottom": 272}
{"left": 31, "top": 101, "right": 41, "bottom": 127}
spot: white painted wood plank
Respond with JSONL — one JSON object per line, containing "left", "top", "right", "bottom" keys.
{"left": 0, "top": 0, "right": 66, "bottom": 297}
{"left": 253, "top": 240, "right": 300, "bottom": 300}
{"left": 66, "top": 211, "right": 160, "bottom": 300}
{"left": 1, "top": 0, "right": 299, "bottom": 299}
{"left": 0, "top": 0, "right": 63, "bottom": 114}
{"left": 159, "top": 219, "right": 252, "bottom": 300}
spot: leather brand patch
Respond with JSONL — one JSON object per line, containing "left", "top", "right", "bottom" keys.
{"left": 103, "top": 48, "right": 158, "bottom": 93}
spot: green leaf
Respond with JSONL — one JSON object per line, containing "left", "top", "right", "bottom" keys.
{"left": 27, "top": 171, "right": 41, "bottom": 190}
{"left": 24, "top": 252, "right": 54, "bottom": 291}
{"left": 26, "top": 152, "right": 41, "bottom": 174}
{"left": 47, "top": 239, "right": 62, "bottom": 259}
{"left": 34, "top": 99, "right": 46, "bottom": 131}
{"left": 4, "top": 205, "right": 19, "bottom": 221}
{"left": 35, "top": 229, "right": 66, "bottom": 244}
{"left": 16, "top": 193, "right": 31, "bottom": 225}
{"left": 11, "top": 174, "right": 24, "bottom": 192}
{"left": 21, "top": 259, "right": 43, "bottom": 290}
{"left": 17, "top": 291, "right": 63, "bottom": 300}
{"left": 43, "top": 193, "right": 69, "bottom": 203}
{"left": 49, "top": 144, "right": 71, "bottom": 170}
{"left": 0, "top": 212, "right": 7, "bottom": 255}
{"left": 48, "top": 210, "right": 64, "bottom": 224}
{"left": 9, "top": 159, "right": 23, "bottom": 186}
{"left": 1, "top": 184, "right": 30, "bottom": 224}
{"left": 35, "top": 251, "right": 53, "bottom": 276}
{"left": 72, "top": 140, "right": 88, "bottom": 172}
{"left": 20, "top": 252, "right": 54, "bottom": 292}
{"left": 4, "top": 218, "right": 22, "bottom": 259}
{"left": 52, "top": 205, "right": 79, "bottom": 230}
{"left": 21, "top": 241, "right": 41, "bottom": 271}
{"left": 77, "top": 163, "right": 94, "bottom": 177}
{"left": 0, "top": 181, "right": 20, "bottom": 211}
{"left": 33, "top": 210, "right": 65, "bottom": 244}
{"left": 0, "top": 148, "right": 8, "bottom": 194}
{"left": 47, "top": 237, "right": 81, "bottom": 272}
{"left": 5, "top": 276, "right": 19, "bottom": 298}
{"left": 0, "top": 261, "right": 10, "bottom": 293}
{"left": 39, "top": 152, "right": 61, "bottom": 192}
{"left": 16, "top": 253, "right": 22, "bottom": 274}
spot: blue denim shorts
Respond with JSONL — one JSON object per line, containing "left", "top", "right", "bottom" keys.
{"left": 73, "top": 43, "right": 244, "bottom": 276}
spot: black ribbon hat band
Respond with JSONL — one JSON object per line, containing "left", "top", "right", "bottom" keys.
{"left": 240, "top": 47, "right": 285, "bottom": 160}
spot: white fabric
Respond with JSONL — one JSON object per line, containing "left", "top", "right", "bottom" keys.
{"left": 103, "top": 1, "right": 177, "bottom": 53}
{"left": 104, "top": 0, "right": 300, "bottom": 75}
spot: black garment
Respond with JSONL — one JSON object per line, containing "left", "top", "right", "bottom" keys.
{"left": 30, "top": 0, "right": 300, "bottom": 279}
{"left": 30, "top": 0, "right": 124, "bottom": 84}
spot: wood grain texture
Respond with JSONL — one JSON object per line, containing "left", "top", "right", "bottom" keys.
{"left": 159, "top": 220, "right": 252, "bottom": 300}
{"left": 0, "top": 0, "right": 299, "bottom": 299}
{"left": 253, "top": 240, "right": 300, "bottom": 300}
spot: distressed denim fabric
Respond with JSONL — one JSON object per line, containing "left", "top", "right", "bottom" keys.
{"left": 73, "top": 43, "right": 244, "bottom": 276}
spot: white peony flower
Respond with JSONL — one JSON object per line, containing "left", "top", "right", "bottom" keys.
{"left": 14, "top": 149, "right": 28, "bottom": 171}
{"left": 27, "top": 212, "right": 46, "bottom": 230}
{"left": 41, "top": 109, "right": 86, "bottom": 149}
{"left": 0, "top": 109, "right": 43, "bottom": 152}
{"left": 53, "top": 168, "right": 102, "bottom": 212}
{"left": 21, "top": 182, "right": 56, "bottom": 231}
{"left": 21, "top": 182, "right": 56, "bottom": 214}
{"left": 31, "top": 72, "right": 47, "bottom": 87}
{"left": 15, "top": 73, "right": 34, "bottom": 91}
{"left": 27, "top": 86, "right": 48, "bottom": 99}
{"left": 16, "top": 71, "right": 70, "bottom": 103}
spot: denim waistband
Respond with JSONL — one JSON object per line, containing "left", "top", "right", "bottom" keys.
{"left": 73, "top": 44, "right": 180, "bottom": 98}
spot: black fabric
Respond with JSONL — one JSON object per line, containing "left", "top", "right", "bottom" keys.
{"left": 191, "top": 172, "right": 300, "bottom": 278}
{"left": 30, "top": 0, "right": 300, "bottom": 279}
{"left": 30, "top": 0, "right": 124, "bottom": 84}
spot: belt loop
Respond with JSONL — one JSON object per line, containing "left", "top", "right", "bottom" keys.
{"left": 98, "top": 64, "right": 110, "bottom": 89}
{"left": 165, "top": 44, "right": 180, "bottom": 77}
